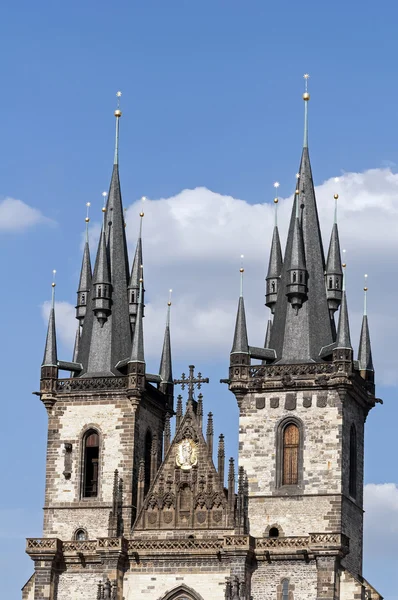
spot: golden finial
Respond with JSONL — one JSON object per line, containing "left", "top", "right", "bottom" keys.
{"left": 273, "top": 181, "right": 280, "bottom": 204}
{"left": 140, "top": 195, "right": 146, "bottom": 218}
{"left": 51, "top": 269, "right": 56, "bottom": 288}
{"left": 334, "top": 193, "right": 339, "bottom": 200}
{"left": 295, "top": 189, "right": 299, "bottom": 195}
{"left": 364, "top": 273, "right": 368, "bottom": 292}
{"left": 296, "top": 173, "right": 300, "bottom": 179}
{"left": 168, "top": 288, "right": 172, "bottom": 307}
{"left": 102, "top": 191, "right": 107, "bottom": 213}
{"left": 239, "top": 254, "right": 244, "bottom": 273}
{"left": 114, "top": 91, "right": 122, "bottom": 118}
{"left": 342, "top": 248, "right": 346, "bottom": 268}
{"left": 85, "top": 202, "right": 91, "bottom": 223}
{"left": 51, "top": 269, "right": 56, "bottom": 308}
{"left": 303, "top": 73, "right": 310, "bottom": 101}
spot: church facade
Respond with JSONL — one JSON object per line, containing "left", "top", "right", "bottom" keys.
{"left": 23, "top": 90, "right": 383, "bottom": 600}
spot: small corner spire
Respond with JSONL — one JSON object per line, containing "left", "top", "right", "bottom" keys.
{"left": 266, "top": 183, "right": 283, "bottom": 314}
{"left": 335, "top": 264, "right": 352, "bottom": 349}
{"left": 325, "top": 192, "right": 343, "bottom": 315}
{"left": 159, "top": 290, "right": 173, "bottom": 396}
{"left": 303, "top": 74, "right": 310, "bottom": 148}
{"left": 130, "top": 280, "right": 145, "bottom": 363}
{"left": 129, "top": 200, "right": 146, "bottom": 330}
{"left": 114, "top": 91, "right": 122, "bottom": 166}
{"left": 358, "top": 275, "right": 374, "bottom": 377}
{"left": 72, "top": 325, "right": 81, "bottom": 364}
{"left": 92, "top": 193, "right": 111, "bottom": 327}
{"left": 231, "top": 262, "right": 249, "bottom": 354}
{"left": 76, "top": 202, "right": 93, "bottom": 324}
{"left": 286, "top": 198, "right": 308, "bottom": 313}
{"left": 42, "top": 271, "right": 58, "bottom": 367}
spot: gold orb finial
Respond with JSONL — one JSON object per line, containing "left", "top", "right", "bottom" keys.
{"left": 342, "top": 263, "right": 346, "bottom": 268}
{"left": 140, "top": 211, "right": 144, "bottom": 218}
{"left": 295, "top": 189, "right": 299, "bottom": 195}
{"left": 114, "top": 109, "right": 122, "bottom": 118}
{"left": 334, "top": 193, "right": 339, "bottom": 200}
{"left": 274, "top": 198, "right": 279, "bottom": 204}
{"left": 239, "top": 267, "right": 244, "bottom": 273}
{"left": 303, "top": 92, "right": 310, "bottom": 101}
{"left": 303, "top": 73, "right": 310, "bottom": 101}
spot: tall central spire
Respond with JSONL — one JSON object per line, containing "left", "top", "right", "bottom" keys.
{"left": 77, "top": 93, "right": 132, "bottom": 375}
{"left": 269, "top": 76, "right": 334, "bottom": 362}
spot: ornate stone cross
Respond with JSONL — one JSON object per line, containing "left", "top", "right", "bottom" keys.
{"left": 174, "top": 365, "right": 209, "bottom": 402}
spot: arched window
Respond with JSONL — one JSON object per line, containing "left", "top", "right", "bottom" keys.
{"left": 282, "top": 423, "right": 299, "bottom": 486}
{"left": 98, "top": 286, "right": 102, "bottom": 298}
{"left": 161, "top": 584, "right": 204, "bottom": 600}
{"left": 272, "top": 281, "right": 275, "bottom": 292}
{"left": 269, "top": 527, "right": 279, "bottom": 538}
{"left": 144, "top": 430, "right": 152, "bottom": 496}
{"left": 82, "top": 430, "right": 99, "bottom": 498}
{"left": 74, "top": 528, "right": 87, "bottom": 541}
{"left": 282, "top": 579, "right": 289, "bottom": 600}
{"left": 349, "top": 424, "right": 357, "bottom": 498}
{"left": 329, "top": 277, "right": 333, "bottom": 289}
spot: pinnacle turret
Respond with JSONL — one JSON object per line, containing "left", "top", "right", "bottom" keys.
{"left": 325, "top": 194, "right": 343, "bottom": 315}
{"left": 358, "top": 281, "right": 374, "bottom": 382}
{"left": 231, "top": 269, "right": 249, "bottom": 355}
{"left": 285, "top": 202, "right": 308, "bottom": 313}
{"left": 159, "top": 294, "right": 174, "bottom": 410}
{"left": 265, "top": 189, "right": 283, "bottom": 313}
{"left": 42, "top": 278, "right": 58, "bottom": 368}
{"left": 128, "top": 211, "right": 145, "bottom": 332}
{"left": 76, "top": 208, "right": 92, "bottom": 324}
{"left": 92, "top": 220, "right": 111, "bottom": 328}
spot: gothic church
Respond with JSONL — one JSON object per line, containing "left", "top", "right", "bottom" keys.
{"left": 23, "top": 88, "right": 383, "bottom": 599}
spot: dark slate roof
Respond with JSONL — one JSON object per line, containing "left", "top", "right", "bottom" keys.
{"left": 266, "top": 226, "right": 283, "bottom": 279}
{"left": 77, "top": 241, "right": 92, "bottom": 292}
{"left": 42, "top": 307, "right": 57, "bottom": 367}
{"left": 289, "top": 215, "right": 306, "bottom": 271}
{"left": 159, "top": 308, "right": 172, "bottom": 383}
{"left": 358, "top": 315, "right": 374, "bottom": 371}
{"left": 130, "top": 284, "right": 145, "bottom": 363}
{"left": 77, "top": 164, "right": 132, "bottom": 376}
{"left": 326, "top": 223, "right": 343, "bottom": 276}
{"left": 336, "top": 290, "right": 352, "bottom": 349}
{"left": 231, "top": 296, "right": 249, "bottom": 354}
{"left": 93, "top": 228, "right": 111, "bottom": 286}
{"left": 269, "top": 148, "right": 334, "bottom": 363}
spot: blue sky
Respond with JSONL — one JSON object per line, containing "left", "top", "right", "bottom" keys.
{"left": 1, "top": 1, "right": 397, "bottom": 598}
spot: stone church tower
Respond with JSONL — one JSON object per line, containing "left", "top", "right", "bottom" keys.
{"left": 23, "top": 87, "right": 383, "bottom": 600}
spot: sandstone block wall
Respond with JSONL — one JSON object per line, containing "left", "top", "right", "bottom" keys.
{"left": 251, "top": 560, "right": 317, "bottom": 600}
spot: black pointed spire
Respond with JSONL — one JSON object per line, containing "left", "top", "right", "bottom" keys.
{"left": 42, "top": 277, "right": 58, "bottom": 367}
{"left": 325, "top": 194, "right": 343, "bottom": 315}
{"left": 269, "top": 77, "right": 334, "bottom": 362}
{"left": 265, "top": 188, "right": 283, "bottom": 313}
{"left": 231, "top": 267, "right": 249, "bottom": 355}
{"left": 128, "top": 211, "right": 144, "bottom": 332}
{"left": 358, "top": 279, "right": 374, "bottom": 377}
{"left": 264, "top": 317, "right": 272, "bottom": 349}
{"left": 76, "top": 204, "right": 93, "bottom": 324}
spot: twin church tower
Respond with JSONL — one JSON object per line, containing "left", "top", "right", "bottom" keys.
{"left": 23, "top": 84, "right": 383, "bottom": 600}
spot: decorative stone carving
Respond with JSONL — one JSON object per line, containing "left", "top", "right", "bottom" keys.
{"left": 303, "top": 395, "right": 312, "bottom": 408}
{"left": 285, "top": 393, "right": 296, "bottom": 411}
{"left": 176, "top": 438, "right": 198, "bottom": 470}
{"left": 270, "top": 397, "right": 279, "bottom": 408}
{"left": 316, "top": 395, "right": 328, "bottom": 408}
{"left": 256, "top": 397, "right": 265, "bottom": 409}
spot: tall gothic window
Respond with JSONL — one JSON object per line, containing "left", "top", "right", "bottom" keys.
{"left": 82, "top": 430, "right": 99, "bottom": 498}
{"left": 349, "top": 424, "right": 357, "bottom": 498}
{"left": 144, "top": 430, "right": 152, "bottom": 496}
{"left": 282, "top": 423, "right": 299, "bottom": 485}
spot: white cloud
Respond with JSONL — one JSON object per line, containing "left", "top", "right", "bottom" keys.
{"left": 44, "top": 167, "right": 398, "bottom": 383}
{"left": 364, "top": 483, "right": 398, "bottom": 556}
{"left": 42, "top": 301, "right": 76, "bottom": 349}
{"left": 0, "top": 197, "right": 51, "bottom": 231}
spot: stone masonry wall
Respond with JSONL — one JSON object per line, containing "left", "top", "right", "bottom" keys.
{"left": 57, "top": 572, "right": 100, "bottom": 600}
{"left": 251, "top": 560, "right": 318, "bottom": 600}
{"left": 124, "top": 567, "right": 229, "bottom": 599}
{"left": 239, "top": 389, "right": 343, "bottom": 538}
{"left": 43, "top": 394, "right": 135, "bottom": 539}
